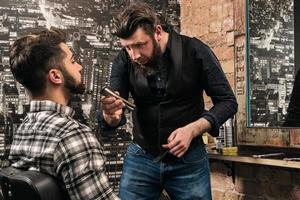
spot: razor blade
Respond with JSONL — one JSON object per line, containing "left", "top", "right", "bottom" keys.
{"left": 100, "top": 86, "right": 135, "bottom": 111}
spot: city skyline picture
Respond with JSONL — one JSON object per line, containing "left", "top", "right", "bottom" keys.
{"left": 0, "top": 1, "right": 180, "bottom": 197}
{"left": 247, "top": 0, "right": 296, "bottom": 127}
{"left": 0, "top": 0, "right": 180, "bottom": 170}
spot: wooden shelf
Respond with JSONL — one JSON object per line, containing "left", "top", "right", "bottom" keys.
{"left": 208, "top": 152, "right": 300, "bottom": 169}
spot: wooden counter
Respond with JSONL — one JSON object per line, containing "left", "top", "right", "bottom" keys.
{"left": 208, "top": 152, "right": 300, "bottom": 169}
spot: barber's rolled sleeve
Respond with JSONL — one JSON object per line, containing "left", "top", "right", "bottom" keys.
{"left": 194, "top": 38, "right": 238, "bottom": 137}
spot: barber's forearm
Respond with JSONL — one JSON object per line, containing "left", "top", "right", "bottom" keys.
{"left": 188, "top": 118, "right": 212, "bottom": 138}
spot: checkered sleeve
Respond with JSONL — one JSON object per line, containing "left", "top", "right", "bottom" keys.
{"left": 54, "top": 124, "right": 119, "bottom": 200}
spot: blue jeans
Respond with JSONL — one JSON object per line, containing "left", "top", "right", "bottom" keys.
{"left": 119, "top": 143, "right": 212, "bottom": 200}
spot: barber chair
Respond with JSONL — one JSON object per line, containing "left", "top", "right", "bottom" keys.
{"left": 0, "top": 167, "right": 70, "bottom": 200}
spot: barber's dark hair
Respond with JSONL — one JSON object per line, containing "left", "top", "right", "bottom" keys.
{"left": 9, "top": 28, "right": 66, "bottom": 97}
{"left": 112, "top": 3, "right": 160, "bottom": 39}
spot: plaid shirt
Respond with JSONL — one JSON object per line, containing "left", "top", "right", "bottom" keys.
{"left": 9, "top": 100, "right": 119, "bottom": 200}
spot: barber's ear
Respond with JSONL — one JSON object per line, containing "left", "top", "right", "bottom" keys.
{"left": 48, "top": 69, "right": 63, "bottom": 84}
{"left": 155, "top": 25, "right": 163, "bottom": 41}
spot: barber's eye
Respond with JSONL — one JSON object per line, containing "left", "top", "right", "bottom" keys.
{"left": 137, "top": 43, "right": 146, "bottom": 49}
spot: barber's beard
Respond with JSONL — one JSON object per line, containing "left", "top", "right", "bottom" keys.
{"left": 61, "top": 69, "right": 85, "bottom": 95}
{"left": 133, "top": 39, "right": 162, "bottom": 76}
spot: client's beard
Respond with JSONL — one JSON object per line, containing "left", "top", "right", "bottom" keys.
{"left": 61, "top": 68, "right": 85, "bottom": 95}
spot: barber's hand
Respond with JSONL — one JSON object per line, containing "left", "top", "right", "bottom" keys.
{"left": 162, "top": 124, "right": 196, "bottom": 158}
{"left": 101, "top": 91, "right": 125, "bottom": 126}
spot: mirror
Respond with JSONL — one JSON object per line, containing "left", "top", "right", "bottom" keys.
{"left": 247, "top": 0, "right": 300, "bottom": 127}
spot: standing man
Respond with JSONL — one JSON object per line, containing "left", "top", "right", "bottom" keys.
{"left": 9, "top": 28, "right": 119, "bottom": 200}
{"left": 100, "top": 3, "right": 238, "bottom": 199}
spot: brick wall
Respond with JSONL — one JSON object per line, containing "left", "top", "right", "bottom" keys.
{"left": 181, "top": 0, "right": 300, "bottom": 199}
{"left": 210, "top": 162, "right": 300, "bottom": 199}
{"left": 181, "top": 0, "right": 235, "bottom": 109}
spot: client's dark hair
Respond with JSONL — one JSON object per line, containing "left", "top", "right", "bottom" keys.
{"left": 9, "top": 28, "right": 66, "bottom": 97}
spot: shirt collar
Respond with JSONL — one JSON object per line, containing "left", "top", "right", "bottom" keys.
{"left": 29, "top": 100, "right": 75, "bottom": 117}
{"left": 162, "top": 25, "right": 172, "bottom": 58}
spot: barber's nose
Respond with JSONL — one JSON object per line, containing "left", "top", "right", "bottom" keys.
{"left": 130, "top": 49, "right": 141, "bottom": 61}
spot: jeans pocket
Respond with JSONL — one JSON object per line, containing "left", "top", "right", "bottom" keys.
{"left": 181, "top": 145, "right": 207, "bottom": 164}
{"left": 126, "top": 143, "right": 145, "bottom": 156}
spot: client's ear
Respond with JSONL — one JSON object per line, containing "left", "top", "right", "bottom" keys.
{"left": 48, "top": 69, "right": 63, "bottom": 85}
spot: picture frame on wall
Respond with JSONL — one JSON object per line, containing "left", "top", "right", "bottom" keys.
{"left": 246, "top": 0, "right": 300, "bottom": 128}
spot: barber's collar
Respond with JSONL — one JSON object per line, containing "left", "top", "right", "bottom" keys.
{"left": 162, "top": 26, "right": 172, "bottom": 58}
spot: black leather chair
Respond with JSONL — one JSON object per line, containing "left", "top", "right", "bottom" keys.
{"left": 0, "top": 167, "right": 70, "bottom": 200}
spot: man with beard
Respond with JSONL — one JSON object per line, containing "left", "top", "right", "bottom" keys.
{"left": 100, "top": 3, "right": 238, "bottom": 200}
{"left": 8, "top": 28, "right": 119, "bottom": 200}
